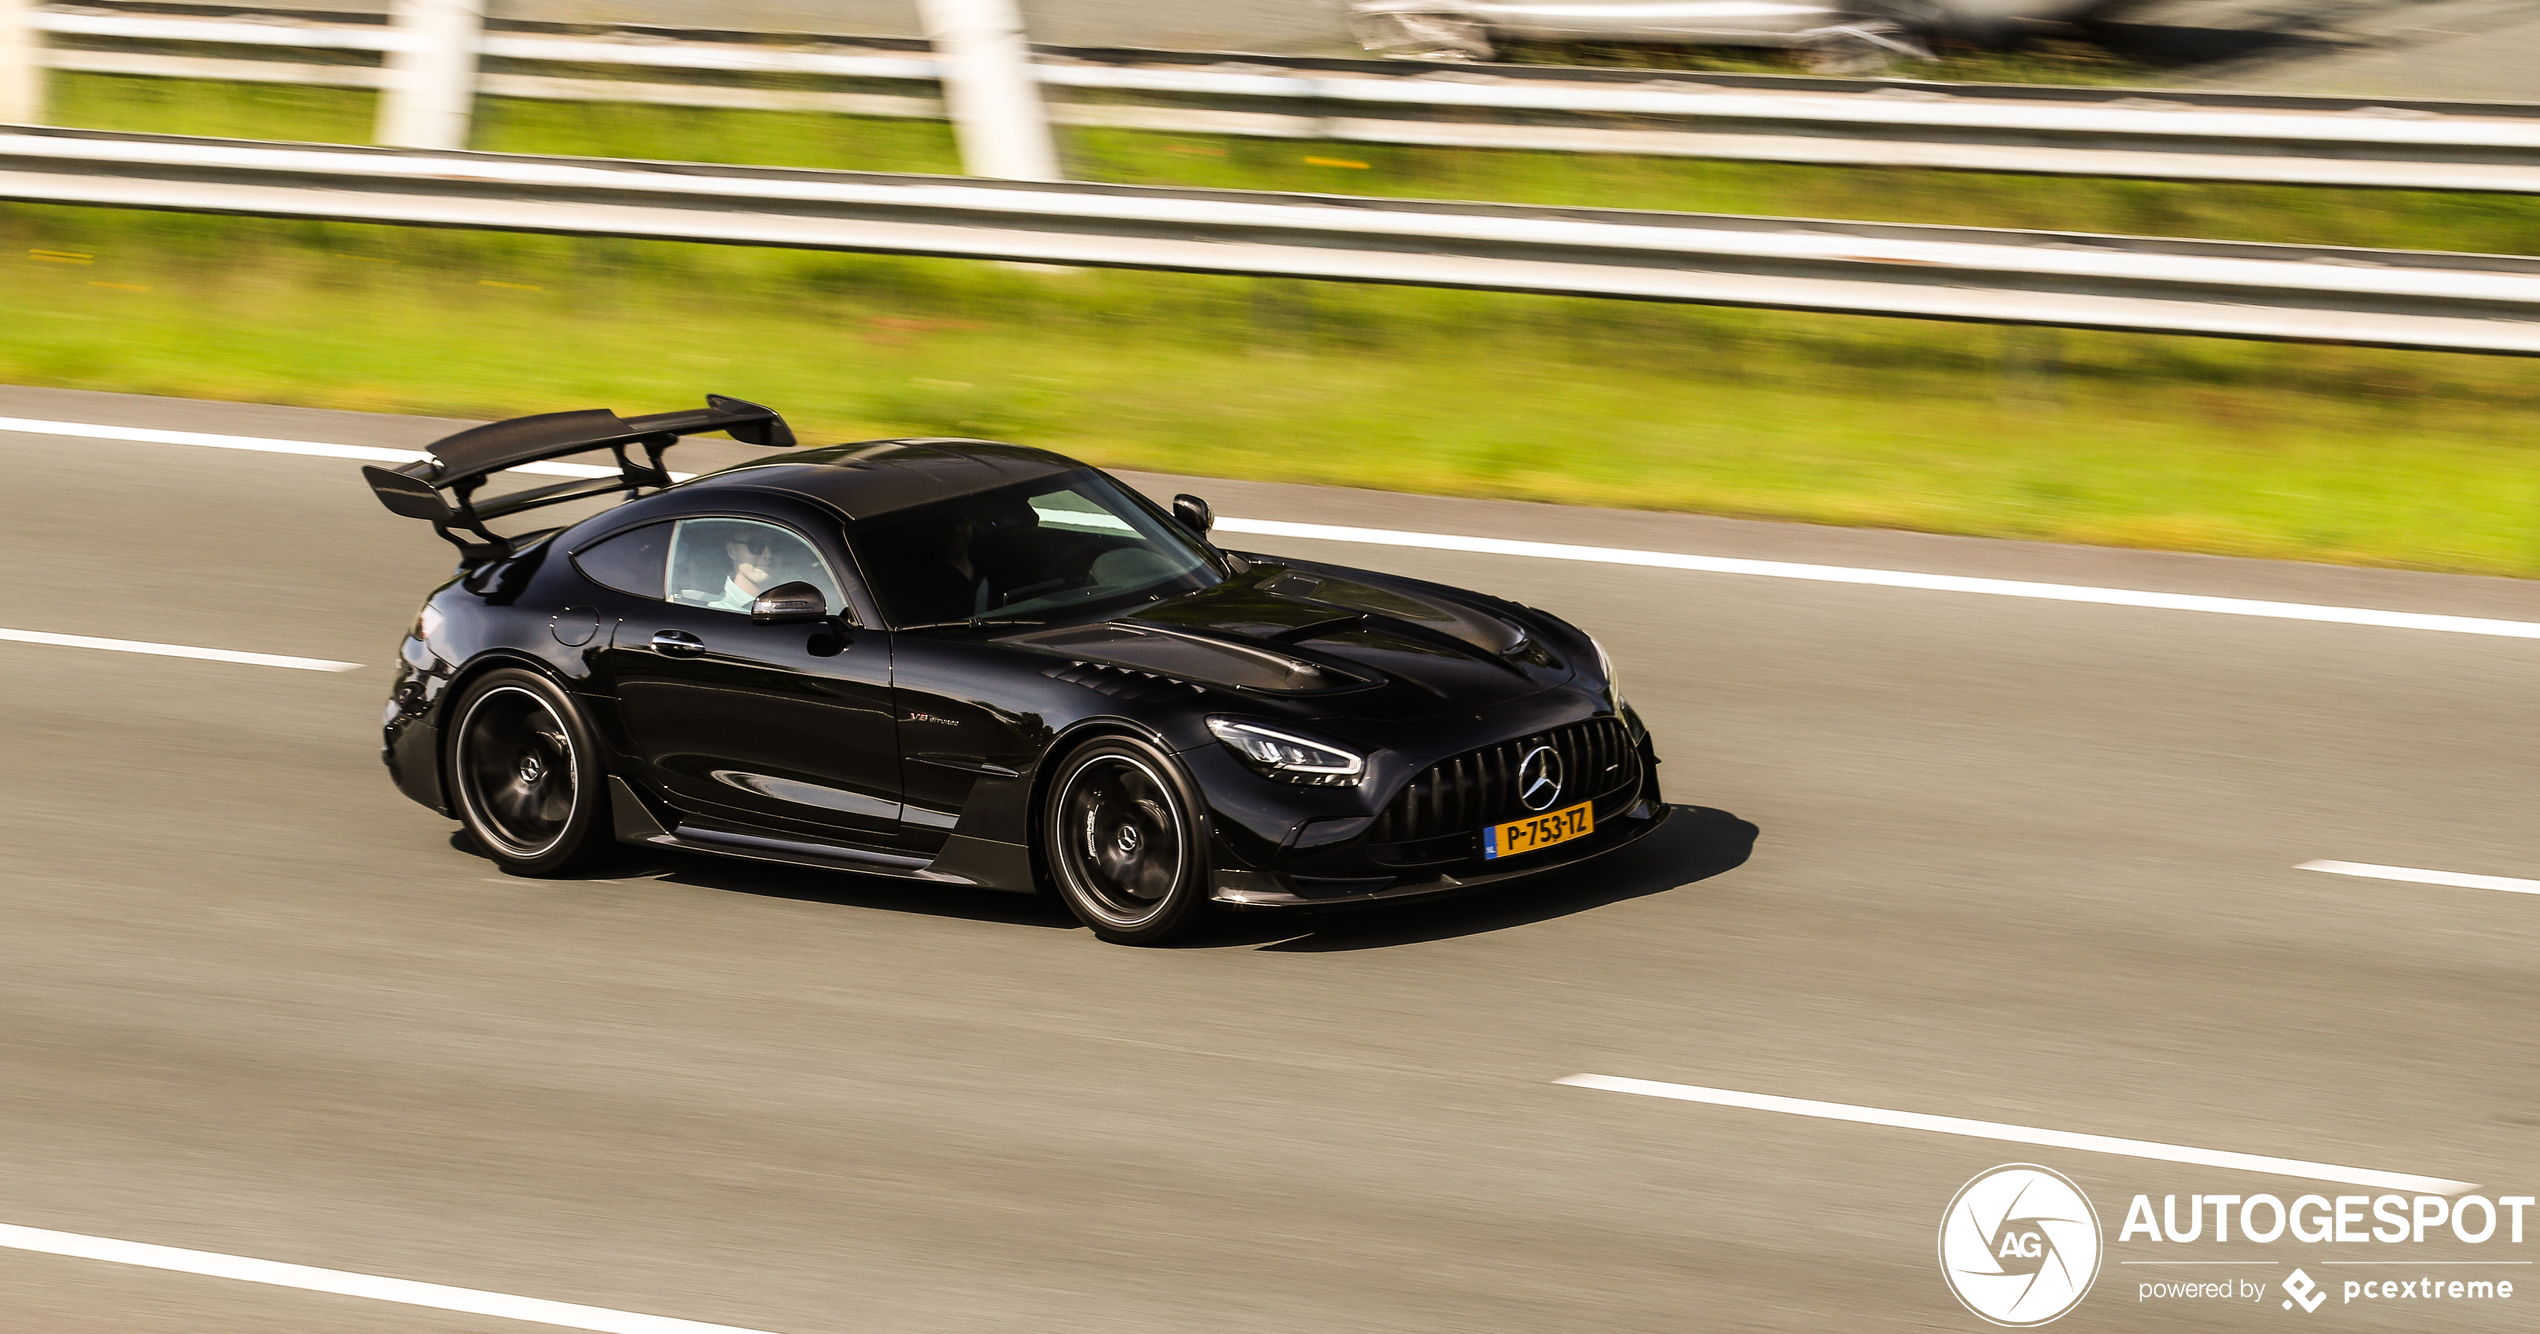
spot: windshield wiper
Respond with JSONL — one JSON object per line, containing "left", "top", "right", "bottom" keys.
{"left": 896, "top": 617, "right": 1046, "bottom": 631}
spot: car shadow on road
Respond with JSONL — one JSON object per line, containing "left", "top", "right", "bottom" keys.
{"left": 447, "top": 831, "right": 1080, "bottom": 931}
{"left": 448, "top": 806, "right": 1754, "bottom": 944}
{"left": 1193, "top": 805, "right": 1759, "bottom": 952}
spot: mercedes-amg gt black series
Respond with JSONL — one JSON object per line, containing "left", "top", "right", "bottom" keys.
{"left": 367, "top": 397, "right": 1665, "bottom": 944}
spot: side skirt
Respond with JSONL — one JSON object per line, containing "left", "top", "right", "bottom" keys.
{"left": 608, "top": 776, "right": 985, "bottom": 885}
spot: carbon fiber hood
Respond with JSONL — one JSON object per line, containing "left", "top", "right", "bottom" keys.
{"left": 1015, "top": 560, "right": 1579, "bottom": 717}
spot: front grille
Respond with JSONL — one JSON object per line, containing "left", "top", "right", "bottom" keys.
{"left": 1367, "top": 717, "right": 1638, "bottom": 847}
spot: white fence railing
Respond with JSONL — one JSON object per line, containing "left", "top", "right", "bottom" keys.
{"left": 1, "top": 127, "right": 2534, "bottom": 354}
{"left": 10, "top": 2, "right": 2540, "bottom": 191}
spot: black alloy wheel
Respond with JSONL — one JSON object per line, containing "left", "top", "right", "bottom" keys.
{"left": 1043, "top": 736, "right": 1211, "bottom": 945}
{"left": 448, "top": 667, "right": 612, "bottom": 875}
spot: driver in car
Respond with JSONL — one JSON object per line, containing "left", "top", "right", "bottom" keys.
{"left": 705, "top": 531, "right": 781, "bottom": 613}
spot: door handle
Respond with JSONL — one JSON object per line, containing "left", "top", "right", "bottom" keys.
{"left": 651, "top": 629, "right": 706, "bottom": 657}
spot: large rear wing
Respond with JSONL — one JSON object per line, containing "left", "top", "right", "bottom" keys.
{"left": 362, "top": 394, "right": 794, "bottom": 561}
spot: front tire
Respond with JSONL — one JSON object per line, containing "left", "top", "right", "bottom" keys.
{"left": 1042, "top": 736, "right": 1212, "bottom": 945}
{"left": 447, "top": 667, "right": 612, "bottom": 876}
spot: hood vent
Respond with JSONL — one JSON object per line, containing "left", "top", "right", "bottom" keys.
{"left": 1267, "top": 570, "right": 1529, "bottom": 657}
{"left": 1041, "top": 660, "right": 1207, "bottom": 703}
{"left": 1021, "top": 622, "right": 1372, "bottom": 695}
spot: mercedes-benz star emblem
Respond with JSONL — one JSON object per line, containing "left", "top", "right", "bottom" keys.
{"left": 1516, "top": 745, "right": 1563, "bottom": 812}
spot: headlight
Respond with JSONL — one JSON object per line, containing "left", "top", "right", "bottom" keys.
{"left": 414, "top": 602, "right": 445, "bottom": 642}
{"left": 1592, "top": 636, "right": 1625, "bottom": 709}
{"left": 1207, "top": 718, "right": 1365, "bottom": 786}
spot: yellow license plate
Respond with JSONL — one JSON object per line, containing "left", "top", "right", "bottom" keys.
{"left": 1484, "top": 801, "right": 1593, "bottom": 860}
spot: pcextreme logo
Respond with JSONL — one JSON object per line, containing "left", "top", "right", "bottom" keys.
{"left": 1940, "top": 1165, "right": 2104, "bottom": 1327}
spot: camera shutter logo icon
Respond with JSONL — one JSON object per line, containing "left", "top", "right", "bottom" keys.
{"left": 1939, "top": 1165, "right": 2102, "bottom": 1326}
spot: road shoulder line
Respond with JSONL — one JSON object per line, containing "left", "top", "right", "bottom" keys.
{"left": 0, "top": 628, "right": 363, "bottom": 672}
{"left": 0, "top": 1221, "right": 782, "bottom": 1334}
{"left": 1225, "top": 519, "right": 2540, "bottom": 639}
{"left": 2299, "top": 860, "right": 2540, "bottom": 895}
{"left": 16, "top": 411, "right": 2540, "bottom": 639}
{"left": 1554, "top": 1074, "right": 2475, "bottom": 1194}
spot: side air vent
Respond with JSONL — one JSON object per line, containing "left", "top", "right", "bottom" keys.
{"left": 1042, "top": 660, "right": 1207, "bottom": 703}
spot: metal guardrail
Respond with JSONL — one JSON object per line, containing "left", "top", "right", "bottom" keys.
{"left": 1, "top": 127, "right": 2533, "bottom": 355}
{"left": 24, "top": 4, "right": 2540, "bottom": 192}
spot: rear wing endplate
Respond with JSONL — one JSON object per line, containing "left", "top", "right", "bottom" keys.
{"left": 361, "top": 394, "right": 794, "bottom": 561}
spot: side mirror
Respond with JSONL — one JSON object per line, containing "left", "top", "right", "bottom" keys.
{"left": 750, "top": 581, "right": 829, "bottom": 625}
{"left": 1173, "top": 493, "right": 1214, "bottom": 538}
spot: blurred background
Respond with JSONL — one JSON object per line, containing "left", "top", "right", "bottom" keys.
{"left": 1, "top": 0, "right": 2535, "bottom": 572}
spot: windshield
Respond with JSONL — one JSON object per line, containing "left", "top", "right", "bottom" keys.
{"left": 849, "top": 470, "right": 1223, "bottom": 628}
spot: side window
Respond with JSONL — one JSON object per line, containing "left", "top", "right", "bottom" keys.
{"left": 571, "top": 521, "right": 670, "bottom": 600}
{"left": 668, "top": 518, "right": 848, "bottom": 618}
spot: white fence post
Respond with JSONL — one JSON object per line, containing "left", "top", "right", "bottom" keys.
{"left": 0, "top": 0, "right": 40, "bottom": 125}
{"left": 916, "top": 0, "right": 1059, "bottom": 180}
{"left": 376, "top": 0, "right": 483, "bottom": 150}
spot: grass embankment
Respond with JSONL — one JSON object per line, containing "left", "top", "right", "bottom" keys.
{"left": 14, "top": 73, "right": 2540, "bottom": 575}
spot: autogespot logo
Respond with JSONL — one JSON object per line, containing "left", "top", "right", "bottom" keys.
{"left": 1941, "top": 1165, "right": 2104, "bottom": 1326}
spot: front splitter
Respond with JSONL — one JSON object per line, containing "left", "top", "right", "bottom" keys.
{"left": 1210, "top": 801, "right": 1671, "bottom": 909}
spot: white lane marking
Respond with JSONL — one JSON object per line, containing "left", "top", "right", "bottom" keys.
{"left": 0, "top": 414, "right": 632, "bottom": 478}
{"left": 1219, "top": 518, "right": 2540, "bottom": 640}
{"left": 2298, "top": 860, "right": 2540, "bottom": 896}
{"left": 1554, "top": 1074, "right": 2476, "bottom": 1195}
{"left": 0, "top": 1222, "right": 785, "bottom": 1334}
{"left": 0, "top": 628, "right": 363, "bottom": 672}
{"left": 14, "top": 412, "right": 2540, "bottom": 639}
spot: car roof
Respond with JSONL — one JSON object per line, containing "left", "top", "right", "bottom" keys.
{"left": 677, "top": 437, "right": 1081, "bottom": 520}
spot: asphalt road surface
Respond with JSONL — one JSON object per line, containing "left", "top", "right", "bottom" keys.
{"left": 2111, "top": 0, "right": 2540, "bottom": 101}
{"left": 4, "top": 383, "right": 2538, "bottom": 1332}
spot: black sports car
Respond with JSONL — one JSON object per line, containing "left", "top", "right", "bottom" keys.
{"left": 368, "top": 396, "right": 1666, "bottom": 943}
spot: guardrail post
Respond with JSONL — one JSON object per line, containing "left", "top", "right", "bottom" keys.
{"left": 917, "top": 0, "right": 1059, "bottom": 180}
{"left": 377, "top": 0, "right": 484, "bottom": 150}
{"left": 0, "top": 0, "right": 40, "bottom": 125}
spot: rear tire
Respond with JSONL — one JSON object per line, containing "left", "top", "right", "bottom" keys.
{"left": 1042, "top": 736, "right": 1212, "bottom": 945}
{"left": 447, "top": 667, "right": 613, "bottom": 876}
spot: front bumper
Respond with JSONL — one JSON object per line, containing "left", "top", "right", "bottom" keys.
{"left": 1210, "top": 794, "right": 1669, "bottom": 909}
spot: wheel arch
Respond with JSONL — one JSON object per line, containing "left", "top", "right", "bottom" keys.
{"left": 1025, "top": 716, "right": 1192, "bottom": 882}
{"left": 430, "top": 649, "right": 612, "bottom": 815}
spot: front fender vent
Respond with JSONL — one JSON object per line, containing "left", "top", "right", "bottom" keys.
{"left": 1042, "top": 660, "right": 1206, "bottom": 703}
